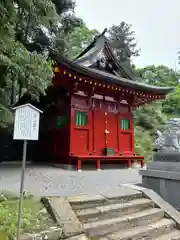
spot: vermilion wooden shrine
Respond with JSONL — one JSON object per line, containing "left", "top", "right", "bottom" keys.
{"left": 18, "top": 30, "right": 173, "bottom": 171}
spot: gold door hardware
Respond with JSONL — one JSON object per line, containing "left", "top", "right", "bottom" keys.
{"left": 104, "top": 129, "right": 110, "bottom": 134}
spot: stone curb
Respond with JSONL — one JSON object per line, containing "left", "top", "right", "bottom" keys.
{"left": 139, "top": 168, "right": 180, "bottom": 181}
{"left": 65, "top": 234, "right": 89, "bottom": 240}
{"left": 41, "top": 197, "right": 85, "bottom": 239}
{"left": 0, "top": 161, "right": 32, "bottom": 166}
{"left": 20, "top": 227, "right": 63, "bottom": 240}
{"left": 123, "top": 183, "right": 180, "bottom": 229}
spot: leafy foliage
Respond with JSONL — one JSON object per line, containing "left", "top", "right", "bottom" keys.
{"left": 134, "top": 102, "right": 167, "bottom": 162}
{"left": 162, "top": 85, "right": 180, "bottom": 115}
{"left": 0, "top": 40, "right": 53, "bottom": 95}
{"left": 15, "top": 0, "right": 83, "bottom": 56}
{"left": 136, "top": 65, "right": 180, "bottom": 86}
{"left": 0, "top": 0, "right": 83, "bottom": 127}
{"left": 135, "top": 126, "right": 155, "bottom": 162}
{"left": 0, "top": 195, "right": 56, "bottom": 239}
{"left": 67, "top": 24, "right": 99, "bottom": 58}
{"left": 135, "top": 102, "right": 167, "bottom": 135}
{"left": 134, "top": 65, "right": 180, "bottom": 161}
{"left": 136, "top": 65, "right": 180, "bottom": 116}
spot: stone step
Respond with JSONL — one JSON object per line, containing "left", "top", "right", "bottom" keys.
{"left": 68, "top": 189, "right": 143, "bottom": 210}
{"left": 68, "top": 194, "right": 107, "bottom": 210}
{"left": 154, "top": 230, "right": 180, "bottom": 240}
{"left": 66, "top": 234, "right": 89, "bottom": 240}
{"left": 84, "top": 208, "right": 164, "bottom": 237}
{"left": 76, "top": 198, "right": 154, "bottom": 222}
{"left": 106, "top": 218, "right": 176, "bottom": 240}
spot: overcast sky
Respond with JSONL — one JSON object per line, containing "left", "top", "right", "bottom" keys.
{"left": 75, "top": 0, "right": 180, "bottom": 69}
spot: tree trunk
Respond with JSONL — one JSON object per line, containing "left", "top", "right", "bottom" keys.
{"left": 18, "top": 82, "right": 22, "bottom": 101}
{"left": 11, "top": 80, "right": 16, "bottom": 105}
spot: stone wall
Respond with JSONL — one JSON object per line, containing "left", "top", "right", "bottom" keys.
{"left": 140, "top": 156, "right": 180, "bottom": 210}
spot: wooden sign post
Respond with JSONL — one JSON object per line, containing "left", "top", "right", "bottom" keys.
{"left": 13, "top": 104, "right": 42, "bottom": 240}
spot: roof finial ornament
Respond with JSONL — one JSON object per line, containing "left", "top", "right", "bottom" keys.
{"left": 101, "top": 28, "right": 108, "bottom": 36}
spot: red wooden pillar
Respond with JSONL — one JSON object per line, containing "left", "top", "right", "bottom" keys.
{"left": 140, "top": 159, "right": 145, "bottom": 168}
{"left": 53, "top": 131, "right": 57, "bottom": 161}
{"left": 96, "top": 159, "right": 101, "bottom": 171}
{"left": 77, "top": 158, "right": 82, "bottom": 172}
{"left": 128, "top": 159, "right": 132, "bottom": 168}
{"left": 131, "top": 116, "right": 135, "bottom": 154}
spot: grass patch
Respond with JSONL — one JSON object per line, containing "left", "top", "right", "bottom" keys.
{"left": 0, "top": 192, "right": 57, "bottom": 239}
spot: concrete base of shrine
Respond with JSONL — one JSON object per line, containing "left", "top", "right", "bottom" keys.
{"left": 53, "top": 162, "right": 145, "bottom": 171}
{"left": 53, "top": 164, "right": 76, "bottom": 171}
{"left": 140, "top": 152, "right": 180, "bottom": 210}
{"left": 52, "top": 164, "right": 102, "bottom": 171}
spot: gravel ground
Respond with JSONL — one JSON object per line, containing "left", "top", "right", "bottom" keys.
{"left": 0, "top": 165, "right": 142, "bottom": 197}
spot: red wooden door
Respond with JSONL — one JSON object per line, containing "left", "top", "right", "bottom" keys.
{"left": 93, "top": 109, "right": 106, "bottom": 155}
{"left": 118, "top": 113, "right": 134, "bottom": 155}
{"left": 106, "top": 112, "right": 119, "bottom": 153}
{"left": 70, "top": 109, "right": 92, "bottom": 156}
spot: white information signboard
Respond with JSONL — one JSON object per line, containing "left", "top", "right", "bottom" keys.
{"left": 13, "top": 104, "right": 42, "bottom": 141}
{"left": 13, "top": 104, "right": 43, "bottom": 240}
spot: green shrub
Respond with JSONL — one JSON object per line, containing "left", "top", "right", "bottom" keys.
{"left": 0, "top": 196, "right": 56, "bottom": 239}
{"left": 135, "top": 126, "right": 155, "bottom": 162}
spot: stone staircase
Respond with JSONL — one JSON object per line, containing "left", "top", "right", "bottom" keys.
{"left": 68, "top": 188, "right": 180, "bottom": 240}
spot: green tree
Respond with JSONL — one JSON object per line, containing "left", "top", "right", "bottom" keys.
{"left": 0, "top": 0, "right": 84, "bottom": 127}
{"left": 0, "top": 0, "right": 83, "bottom": 105}
{"left": 134, "top": 65, "right": 180, "bottom": 161}
{"left": 136, "top": 65, "right": 180, "bottom": 86}
{"left": 134, "top": 102, "right": 167, "bottom": 162}
{"left": 0, "top": 3, "right": 54, "bottom": 94}
{"left": 162, "top": 85, "right": 180, "bottom": 115}
{"left": 134, "top": 102, "right": 167, "bottom": 135}
{"left": 135, "top": 126, "right": 155, "bottom": 162}
{"left": 108, "top": 22, "right": 140, "bottom": 62}
{"left": 67, "top": 24, "right": 99, "bottom": 58}
{"left": 136, "top": 65, "right": 180, "bottom": 116}
{"left": 15, "top": 0, "right": 83, "bottom": 56}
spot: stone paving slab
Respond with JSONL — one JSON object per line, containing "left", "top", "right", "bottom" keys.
{"left": 100, "top": 186, "right": 141, "bottom": 200}
{"left": 67, "top": 186, "right": 142, "bottom": 205}
{"left": 0, "top": 166, "right": 141, "bottom": 196}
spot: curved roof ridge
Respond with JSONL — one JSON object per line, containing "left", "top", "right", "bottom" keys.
{"left": 73, "top": 28, "right": 135, "bottom": 80}
{"left": 75, "top": 28, "right": 107, "bottom": 60}
{"left": 74, "top": 35, "right": 106, "bottom": 66}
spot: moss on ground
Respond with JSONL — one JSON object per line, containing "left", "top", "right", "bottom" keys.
{"left": 0, "top": 191, "right": 57, "bottom": 239}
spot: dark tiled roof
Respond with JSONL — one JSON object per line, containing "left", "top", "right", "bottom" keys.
{"left": 51, "top": 52, "right": 174, "bottom": 94}
{"left": 50, "top": 29, "right": 174, "bottom": 95}
{"left": 74, "top": 29, "right": 134, "bottom": 80}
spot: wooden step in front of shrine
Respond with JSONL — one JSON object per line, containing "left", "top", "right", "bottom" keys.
{"left": 41, "top": 184, "right": 180, "bottom": 239}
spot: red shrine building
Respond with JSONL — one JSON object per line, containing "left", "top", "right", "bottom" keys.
{"left": 38, "top": 30, "right": 173, "bottom": 171}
